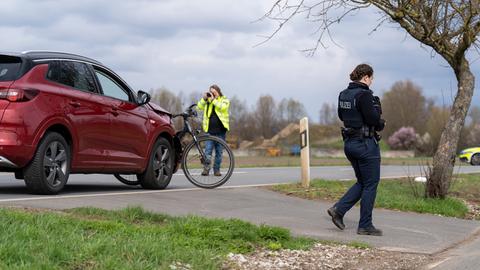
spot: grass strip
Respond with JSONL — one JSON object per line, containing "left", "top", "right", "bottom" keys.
{"left": 269, "top": 177, "right": 471, "bottom": 218}
{"left": 235, "top": 156, "right": 431, "bottom": 168}
{"left": 0, "top": 206, "right": 314, "bottom": 270}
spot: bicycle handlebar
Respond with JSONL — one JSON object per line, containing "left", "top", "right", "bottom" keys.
{"left": 172, "top": 104, "right": 198, "bottom": 119}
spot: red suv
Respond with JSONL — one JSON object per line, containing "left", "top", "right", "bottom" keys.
{"left": 0, "top": 51, "right": 178, "bottom": 194}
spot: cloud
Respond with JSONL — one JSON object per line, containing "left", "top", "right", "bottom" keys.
{"left": 0, "top": 0, "right": 478, "bottom": 119}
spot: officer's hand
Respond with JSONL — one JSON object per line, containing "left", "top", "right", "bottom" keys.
{"left": 375, "top": 119, "right": 386, "bottom": 131}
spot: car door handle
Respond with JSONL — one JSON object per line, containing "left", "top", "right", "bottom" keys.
{"left": 110, "top": 107, "right": 119, "bottom": 116}
{"left": 69, "top": 101, "right": 81, "bottom": 108}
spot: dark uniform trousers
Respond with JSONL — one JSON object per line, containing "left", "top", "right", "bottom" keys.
{"left": 334, "top": 136, "right": 380, "bottom": 229}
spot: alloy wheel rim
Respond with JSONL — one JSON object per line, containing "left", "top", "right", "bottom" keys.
{"left": 43, "top": 141, "right": 67, "bottom": 187}
{"left": 154, "top": 145, "right": 170, "bottom": 181}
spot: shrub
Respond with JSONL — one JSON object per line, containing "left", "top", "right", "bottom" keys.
{"left": 387, "top": 127, "right": 418, "bottom": 150}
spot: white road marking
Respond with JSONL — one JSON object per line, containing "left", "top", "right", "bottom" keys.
{"left": 0, "top": 169, "right": 479, "bottom": 204}
{"left": 425, "top": 258, "right": 451, "bottom": 269}
{"left": 0, "top": 182, "right": 285, "bottom": 203}
{"left": 338, "top": 175, "right": 423, "bottom": 181}
{"left": 173, "top": 171, "right": 247, "bottom": 176}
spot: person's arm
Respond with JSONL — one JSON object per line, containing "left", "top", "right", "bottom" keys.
{"left": 197, "top": 98, "right": 208, "bottom": 110}
{"left": 358, "top": 92, "right": 384, "bottom": 129}
{"left": 212, "top": 97, "right": 230, "bottom": 113}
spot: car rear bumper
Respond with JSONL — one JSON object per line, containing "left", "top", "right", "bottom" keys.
{"left": 0, "top": 156, "right": 18, "bottom": 168}
{"left": 0, "top": 145, "right": 35, "bottom": 170}
{"left": 458, "top": 153, "right": 472, "bottom": 163}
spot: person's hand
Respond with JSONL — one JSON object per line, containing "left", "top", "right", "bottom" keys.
{"left": 203, "top": 91, "right": 211, "bottom": 101}
{"left": 210, "top": 88, "right": 219, "bottom": 99}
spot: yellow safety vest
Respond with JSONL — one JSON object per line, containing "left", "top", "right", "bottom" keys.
{"left": 197, "top": 96, "right": 230, "bottom": 132}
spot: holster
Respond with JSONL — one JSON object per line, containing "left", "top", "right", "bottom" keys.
{"left": 341, "top": 126, "right": 376, "bottom": 141}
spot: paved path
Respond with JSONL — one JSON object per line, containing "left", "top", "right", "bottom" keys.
{"left": 0, "top": 186, "right": 478, "bottom": 256}
{"left": 0, "top": 165, "right": 479, "bottom": 201}
{"left": 0, "top": 165, "right": 479, "bottom": 269}
{"left": 426, "top": 231, "right": 480, "bottom": 270}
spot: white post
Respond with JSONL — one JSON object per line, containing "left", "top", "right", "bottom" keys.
{"left": 300, "top": 117, "right": 310, "bottom": 188}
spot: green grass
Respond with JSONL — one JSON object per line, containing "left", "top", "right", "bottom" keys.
{"left": 0, "top": 206, "right": 315, "bottom": 270}
{"left": 269, "top": 178, "right": 469, "bottom": 218}
{"left": 235, "top": 156, "right": 429, "bottom": 168}
{"left": 450, "top": 173, "right": 480, "bottom": 203}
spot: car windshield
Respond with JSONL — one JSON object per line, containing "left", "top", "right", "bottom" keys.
{"left": 0, "top": 56, "right": 22, "bottom": 82}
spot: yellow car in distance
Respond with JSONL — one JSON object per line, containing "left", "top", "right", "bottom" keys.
{"left": 459, "top": 147, "right": 480, "bottom": 165}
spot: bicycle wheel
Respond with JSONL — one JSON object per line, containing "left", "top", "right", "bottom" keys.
{"left": 182, "top": 135, "right": 234, "bottom": 188}
{"left": 114, "top": 174, "right": 140, "bottom": 186}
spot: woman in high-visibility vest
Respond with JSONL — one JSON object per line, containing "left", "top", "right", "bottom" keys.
{"left": 197, "top": 84, "right": 230, "bottom": 176}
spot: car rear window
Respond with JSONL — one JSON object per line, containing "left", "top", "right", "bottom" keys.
{"left": 47, "top": 61, "right": 96, "bottom": 93}
{"left": 0, "top": 56, "right": 22, "bottom": 82}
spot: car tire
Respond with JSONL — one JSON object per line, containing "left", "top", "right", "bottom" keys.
{"left": 471, "top": 154, "right": 480, "bottom": 166}
{"left": 23, "top": 132, "right": 70, "bottom": 194}
{"left": 138, "top": 137, "right": 174, "bottom": 189}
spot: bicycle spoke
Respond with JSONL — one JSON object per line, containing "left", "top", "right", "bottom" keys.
{"left": 182, "top": 136, "right": 234, "bottom": 188}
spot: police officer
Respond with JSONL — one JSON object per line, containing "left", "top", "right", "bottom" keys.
{"left": 327, "top": 64, "right": 385, "bottom": 236}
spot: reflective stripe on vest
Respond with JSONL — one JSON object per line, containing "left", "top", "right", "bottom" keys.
{"left": 197, "top": 96, "right": 230, "bottom": 132}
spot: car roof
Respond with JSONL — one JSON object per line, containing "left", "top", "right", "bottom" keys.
{"left": 0, "top": 51, "right": 103, "bottom": 65}
{"left": 0, "top": 51, "right": 137, "bottom": 93}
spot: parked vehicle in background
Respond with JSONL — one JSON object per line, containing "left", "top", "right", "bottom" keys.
{"left": 0, "top": 51, "right": 178, "bottom": 194}
{"left": 459, "top": 147, "right": 480, "bottom": 165}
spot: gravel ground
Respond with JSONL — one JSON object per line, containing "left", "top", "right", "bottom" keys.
{"left": 465, "top": 200, "right": 480, "bottom": 220}
{"left": 224, "top": 243, "right": 431, "bottom": 270}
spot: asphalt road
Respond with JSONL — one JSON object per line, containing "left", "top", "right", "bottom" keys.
{"left": 0, "top": 165, "right": 479, "bottom": 201}
{"left": 430, "top": 230, "right": 480, "bottom": 270}
{"left": 0, "top": 164, "right": 479, "bottom": 269}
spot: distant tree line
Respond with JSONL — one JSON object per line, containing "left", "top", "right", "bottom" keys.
{"left": 149, "top": 88, "right": 307, "bottom": 141}
{"left": 319, "top": 80, "right": 480, "bottom": 155}
{"left": 150, "top": 82, "right": 480, "bottom": 155}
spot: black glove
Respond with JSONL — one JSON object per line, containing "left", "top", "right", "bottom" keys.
{"left": 375, "top": 119, "right": 386, "bottom": 132}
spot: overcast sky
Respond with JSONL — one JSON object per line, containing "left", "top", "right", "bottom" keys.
{"left": 1, "top": 0, "right": 479, "bottom": 120}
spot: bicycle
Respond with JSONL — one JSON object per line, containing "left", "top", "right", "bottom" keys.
{"left": 114, "top": 104, "right": 235, "bottom": 188}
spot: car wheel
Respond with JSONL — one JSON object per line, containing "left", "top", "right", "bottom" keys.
{"left": 23, "top": 132, "right": 70, "bottom": 194}
{"left": 471, "top": 154, "right": 480, "bottom": 166}
{"left": 138, "top": 137, "right": 174, "bottom": 189}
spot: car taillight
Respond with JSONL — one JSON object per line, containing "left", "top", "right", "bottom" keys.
{"left": 0, "top": 88, "right": 38, "bottom": 102}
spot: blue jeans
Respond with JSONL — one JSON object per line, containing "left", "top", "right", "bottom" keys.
{"left": 334, "top": 137, "right": 381, "bottom": 229}
{"left": 204, "top": 131, "right": 226, "bottom": 172}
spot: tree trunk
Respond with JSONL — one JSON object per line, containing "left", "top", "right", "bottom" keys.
{"left": 426, "top": 58, "right": 475, "bottom": 198}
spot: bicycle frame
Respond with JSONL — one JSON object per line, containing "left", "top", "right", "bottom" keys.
{"left": 173, "top": 106, "right": 209, "bottom": 166}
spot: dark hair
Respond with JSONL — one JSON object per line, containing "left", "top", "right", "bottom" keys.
{"left": 350, "top": 64, "right": 373, "bottom": 81}
{"left": 209, "top": 84, "right": 223, "bottom": 96}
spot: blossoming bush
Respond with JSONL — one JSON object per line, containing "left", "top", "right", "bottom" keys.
{"left": 387, "top": 127, "right": 418, "bottom": 150}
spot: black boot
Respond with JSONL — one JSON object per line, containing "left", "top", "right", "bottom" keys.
{"left": 327, "top": 207, "right": 345, "bottom": 230}
{"left": 357, "top": 226, "right": 383, "bottom": 236}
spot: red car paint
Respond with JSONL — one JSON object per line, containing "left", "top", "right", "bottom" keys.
{"left": 0, "top": 52, "right": 175, "bottom": 176}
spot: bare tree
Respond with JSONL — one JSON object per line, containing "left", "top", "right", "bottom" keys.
{"left": 186, "top": 91, "right": 203, "bottom": 107}
{"left": 468, "top": 105, "right": 480, "bottom": 126}
{"left": 426, "top": 105, "right": 451, "bottom": 154}
{"left": 229, "top": 95, "right": 251, "bottom": 138}
{"left": 255, "top": 95, "right": 278, "bottom": 138}
{"left": 279, "top": 98, "right": 308, "bottom": 125}
{"left": 262, "top": 0, "right": 479, "bottom": 199}
{"left": 319, "top": 102, "right": 340, "bottom": 125}
{"left": 382, "top": 80, "right": 429, "bottom": 138}
{"left": 150, "top": 87, "right": 183, "bottom": 127}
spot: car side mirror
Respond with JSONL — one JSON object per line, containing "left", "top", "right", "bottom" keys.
{"left": 137, "top": 90, "right": 151, "bottom": 105}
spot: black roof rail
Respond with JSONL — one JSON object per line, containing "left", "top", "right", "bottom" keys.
{"left": 19, "top": 51, "right": 103, "bottom": 65}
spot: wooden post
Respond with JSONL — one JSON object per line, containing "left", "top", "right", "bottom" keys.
{"left": 300, "top": 117, "right": 310, "bottom": 188}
